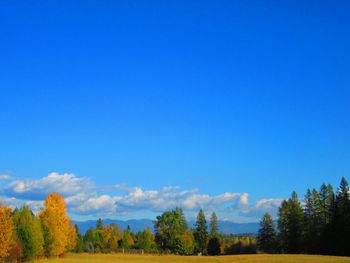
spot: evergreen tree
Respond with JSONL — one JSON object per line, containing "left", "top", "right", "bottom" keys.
{"left": 83, "top": 228, "right": 97, "bottom": 253}
{"left": 207, "top": 237, "right": 221, "bottom": 255}
{"left": 319, "top": 183, "right": 335, "bottom": 225}
{"left": 74, "top": 225, "right": 85, "bottom": 252}
{"left": 209, "top": 212, "right": 219, "bottom": 238}
{"left": 194, "top": 209, "right": 208, "bottom": 254}
{"left": 331, "top": 177, "right": 350, "bottom": 256}
{"left": 96, "top": 218, "right": 103, "bottom": 230}
{"left": 319, "top": 183, "right": 335, "bottom": 254}
{"left": 94, "top": 219, "right": 104, "bottom": 252}
{"left": 303, "top": 189, "right": 323, "bottom": 254}
{"left": 278, "top": 191, "right": 304, "bottom": 254}
{"left": 257, "top": 213, "right": 277, "bottom": 253}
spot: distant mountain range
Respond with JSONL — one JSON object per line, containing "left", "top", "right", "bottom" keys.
{"left": 73, "top": 219, "right": 259, "bottom": 235}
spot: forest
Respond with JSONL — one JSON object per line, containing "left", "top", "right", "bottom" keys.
{"left": 0, "top": 177, "right": 349, "bottom": 262}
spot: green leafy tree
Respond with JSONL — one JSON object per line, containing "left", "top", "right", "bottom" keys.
{"left": 100, "top": 224, "right": 122, "bottom": 252}
{"left": 83, "top": 228, "right": 97, "bottom": 253}
{"left": 194, "top": 209, "right": 208, "bottom": 254}
{"left": 154, "top": 207, "right": 189, "bottom": 254}
{"left": 257, "top": 213, "right": 277, "bottom": 253}
{"left": 135, "top": 227, "right": 154, "bottom": 250}
{"left": 179, "top": 230, "right": 195, "bottom": 255}
{"left": 121, "top": 226, "right": 134, "bottom": 249}
{"left": 13, "top": 205, "right": 44, "bottom": 261}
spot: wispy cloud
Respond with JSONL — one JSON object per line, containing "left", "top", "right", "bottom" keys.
{"left": 0, "top": 174, "right": 11, "bottom": 182}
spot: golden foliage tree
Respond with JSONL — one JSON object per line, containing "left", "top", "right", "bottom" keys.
{"left": 0, "top": 205, "right": 13, "bottom": 258}
{"left": 66, "top": 224, "right": 78, "bottom": 251}
{"left": 39, "top": 193, "right": 70, "bottom": 256}
{"left": 100, "top": 224, "right": 122, "bottom": 252}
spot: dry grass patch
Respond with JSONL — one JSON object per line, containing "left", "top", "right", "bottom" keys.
{"left": 40, "top": 253, "right": 350, "bottom": 263}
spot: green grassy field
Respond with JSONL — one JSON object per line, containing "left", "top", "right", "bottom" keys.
{"left": 41, "top": 253, "right": 350, "bottom": 263}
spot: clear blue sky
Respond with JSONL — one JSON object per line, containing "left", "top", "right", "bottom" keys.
{"left": 0, "top": 0, "right": 350, "bottom": 220}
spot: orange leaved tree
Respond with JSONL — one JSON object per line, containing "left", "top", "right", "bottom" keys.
{"left": 0, "top": 204, "right": 13, "bottom": 259}
{"left": 39, "top": 193, "right": 71, "bottom": 257}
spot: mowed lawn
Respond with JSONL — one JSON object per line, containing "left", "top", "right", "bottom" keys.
{"left": 41, "top": 253, "right": 350, "bottom": 263}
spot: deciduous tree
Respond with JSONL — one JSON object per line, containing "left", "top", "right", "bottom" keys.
{"left": 39, "top": 193, "right": 71, "bottom": 256}
{"left": 0, "top": 205, "right": 13, "bottom": 259}
{"left": 13, "top": 205, "right": 44, "bottom": 261}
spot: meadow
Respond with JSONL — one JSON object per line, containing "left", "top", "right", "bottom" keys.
{"left": 42, "top": 253, "right": 350, "bottom": 263}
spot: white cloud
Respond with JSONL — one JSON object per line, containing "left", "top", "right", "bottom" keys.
{"left": 73, "top": 195, "right": 122, "bottom": 215}
{"left": 239, "top": 198, "right": 284, "bottom": 218}
{"left": 1, "top": 172, "right": 284, "bottom": 221}
{"left": 0, "top": 174, "right": 11, "bottom": 182}
{"left": 1, "top": 197, "right": 43, "bottom": 214}
{"left": 4, "top": 172, "right": 93, "bottom": 200}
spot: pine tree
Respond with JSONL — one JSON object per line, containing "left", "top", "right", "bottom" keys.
{"left": 194, "top": 209, "right": 208, "bottom": 254}
{"left": 209, "top": 212, "right": 218, "bottom": 238}
{"left": 96, "top": 218, "right": 103, "bottom": 230}
{"left": 74, "top": 225, "right": 85, "bottom": 252}
{"left": 319, "top": 183, "right": 335, "bottom": 254}
{"left": 94, "top": 219, "right": 104, "bottom": 252}
{"left": 257, "top": 213, "right": 277, "bottom": 253}
{"left": 303, "top": 188, "right": 323, "bottom": 254}
{"left": 278, "top": 191, "right": 304, "bottom": 254}
{"left": 332, "top": 177, "right": 350, "bottom": 256}
{"left": 207, "top": 237, "right": 221, "bottom": 255}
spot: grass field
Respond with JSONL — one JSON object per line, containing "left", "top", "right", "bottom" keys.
{"left": 41, "top": 253, "right": 350, "bottom": 263}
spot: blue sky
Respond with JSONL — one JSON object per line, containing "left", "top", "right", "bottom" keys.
{"left": 0, "top": 0, "right": 350, "bottom": 222}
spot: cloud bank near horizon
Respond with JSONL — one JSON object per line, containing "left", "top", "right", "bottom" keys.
{"left": 0, "top": 172, "right": 283, "bottom": 221}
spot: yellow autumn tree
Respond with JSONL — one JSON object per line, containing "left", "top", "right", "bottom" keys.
{"left": 0, "top": 205, "right": 13, "bottom": 258}
{"left": 100, "top": 224, "right": 123, "bottom": 252}
{"left": 66, "top": 224, "right": 78, "bottom": 252}
{"left": 39, "top": 193, "right": 70, "bottom": 257}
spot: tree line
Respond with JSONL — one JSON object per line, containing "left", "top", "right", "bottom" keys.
{"left": 0, "top": 193, "right": 256, "bottom": 261}
{"left": 2, "top": 176, "right": 348, "bottom": 261}
{"left": 0, "top": 193, "right": 77, "bottom": 262}
{"left": 257, "top": 176, "right": 350, "bottom": 256}
{"left": 80, "top": 207, "right": 256, "bottom": 256}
